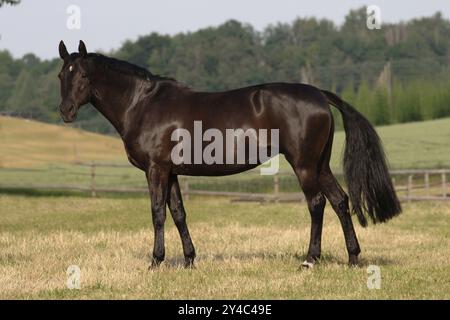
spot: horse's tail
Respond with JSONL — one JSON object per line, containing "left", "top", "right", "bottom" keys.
{"left": 321, "top": 89, "right": 402, "bottom": 227}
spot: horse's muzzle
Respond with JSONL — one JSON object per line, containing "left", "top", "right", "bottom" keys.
{"left": 59, "top": 103, "right": 77, "bottom": 123}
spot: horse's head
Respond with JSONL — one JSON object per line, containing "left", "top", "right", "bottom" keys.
{"left": 57, "top": 40, "right": 91, "bottom": 123}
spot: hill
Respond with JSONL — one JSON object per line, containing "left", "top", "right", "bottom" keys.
{"left": 0, "top": 116, "right": 126, "bottom": 168}
{"left": 330, "top": 117, "right": 450, "bottom": 170}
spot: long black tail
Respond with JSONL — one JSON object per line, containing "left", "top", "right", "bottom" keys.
{"left": 321, "top": 89, "right": 401, "bottom": 227}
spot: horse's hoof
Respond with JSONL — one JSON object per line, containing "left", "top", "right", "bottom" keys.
{"left": 348, "top": 255, "right": 359, "bottom": 267}
{"left": 148, "top": 264, "right": 159, "bottom": 271}
{"left": 301, "top": 260, "right": 314, "bottom": 269}
{"left": 184, "top": 256, "right": 196, "bottom": 269}
{"left": 148, "top": 258, "right": 163, "bottom": 271}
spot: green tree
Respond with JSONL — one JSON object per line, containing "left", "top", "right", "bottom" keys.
{"left": 2, "top": 8, "right": 450, "bottom": 133}
{"left": 0, "top": 0, "right": 20, "bottom": 7}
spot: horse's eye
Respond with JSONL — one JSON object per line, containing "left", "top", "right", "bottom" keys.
{"left": 82, "top": 73, "right": 87, "bottom": 78}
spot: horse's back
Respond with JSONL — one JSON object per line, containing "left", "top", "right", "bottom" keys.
{"left": 180, "top": 82, "right": 331, "bottom": 127}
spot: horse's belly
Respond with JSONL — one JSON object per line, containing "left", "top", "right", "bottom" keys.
{"left": 172, "top": 163, "right": 260, "bottom": 176}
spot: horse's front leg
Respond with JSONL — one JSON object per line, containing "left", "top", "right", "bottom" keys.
{"left": 167, "top": 175, "right": 196, "bottom": 268}
{"left": 146, "top": 163, "right": 170, "bottom": 269}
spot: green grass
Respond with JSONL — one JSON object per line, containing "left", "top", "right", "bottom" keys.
{"left": 330, "top": 117, "right": 450, "bottom": 170}
{"left": 0, "top": 194, "right": 449, "bottom": 299}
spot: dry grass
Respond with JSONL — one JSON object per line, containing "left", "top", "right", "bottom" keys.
{"left": 0, "top": 195, "right": 449, "bottom": 299}
{"left": 0, "top": 116, "right": 126, "bottom": 168}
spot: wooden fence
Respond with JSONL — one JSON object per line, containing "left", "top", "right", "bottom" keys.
{"left": 0, "top": 163, "right": 448, "bottom": 203}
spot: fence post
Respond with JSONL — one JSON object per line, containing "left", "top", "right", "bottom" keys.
{"left": 442, "top": 172, "right": 447, "bottom": 199}
{"left": 273, "top": 174, "right": 279, "bottom": 202}
{"left": 184, "top": 178, "right": 190, "bottom": 201}
{"left": 424, "top": 172, "right": 430, "bottom": 197}
{"left": 90, "top": 162, "right": 96, "bottom": 198}
{"left": 407, "top": 175, "right": 413, "bottom": 203}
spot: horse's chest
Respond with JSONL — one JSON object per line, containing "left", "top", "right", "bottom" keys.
{"left": 122, "top": 122, "right": 179, "bottom": 170}
{"left": 123, "top": 140, "right": 148, "bottom": 170}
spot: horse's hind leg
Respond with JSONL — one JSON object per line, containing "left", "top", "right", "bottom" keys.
{"left": 319, "top": 167, "right": 361, "bottom": 266}
{"left": 292, "top": 164, "right": 326, "bottom": 268}
{"left": 167, "top": 175, "right": 196, "bottom": 268}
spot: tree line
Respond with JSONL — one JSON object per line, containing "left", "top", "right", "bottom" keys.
{"left": 1, "top": 7, "right": 450, "bottom": 133}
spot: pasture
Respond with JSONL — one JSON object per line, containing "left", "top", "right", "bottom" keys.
{"left": 0, "top": 194, "right": 449, "bottom": 299}
{"left": 1, "top": 116, "right": 449, "bottom": 299}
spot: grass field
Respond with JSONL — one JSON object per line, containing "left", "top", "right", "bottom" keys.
{"left": 0, "top": 194, "right": 449, "bottom": 299}
{"left": 1, "top": 116, "right": 449, "bottom": 299}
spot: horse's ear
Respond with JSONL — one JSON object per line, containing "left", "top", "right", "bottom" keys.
{"left": 59, "top": 41, "right": 69, "bottom": 60}
{"left": 78, "top": 40, "right": 88, "bottom": 58}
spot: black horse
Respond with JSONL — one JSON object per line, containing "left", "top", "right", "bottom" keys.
{"left": 57, "top": 41, "right": 401, "bottom": 269}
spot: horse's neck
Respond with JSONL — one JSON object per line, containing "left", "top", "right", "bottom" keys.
{"left": 89, "top": 74, "right": 140, "bottom": 136}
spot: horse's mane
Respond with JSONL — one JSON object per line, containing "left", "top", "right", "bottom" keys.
{"left": 87, "top": 53, "right": 181, "bottom": 85}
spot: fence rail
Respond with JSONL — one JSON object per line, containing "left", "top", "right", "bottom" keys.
{"left": 0, "top": 162, "right": 449, "bottom": 203}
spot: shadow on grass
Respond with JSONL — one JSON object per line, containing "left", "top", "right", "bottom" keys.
{"left": 356, "top": 256, "right": 397, "bottom": 267}
{"left": 160, "top": 251, "right": 397, "bottom": 269}
{"left": 159, "top": 252, "right": 299, "bottom": 269}
{"left": 296, "top": 252, "right": 396, "bottom": 267}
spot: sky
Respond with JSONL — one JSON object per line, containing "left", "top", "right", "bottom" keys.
{"left": 0, "top": 0, "right": 449, "bottom": 60}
